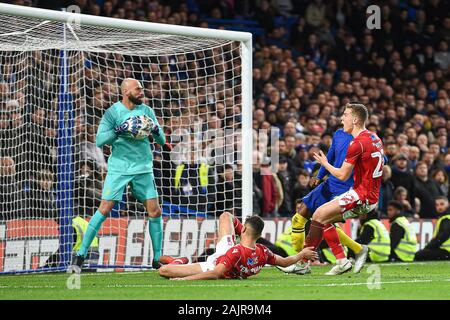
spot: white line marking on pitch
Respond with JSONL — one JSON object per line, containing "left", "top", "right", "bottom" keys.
{"left": 106, "top": 278, "right": 450, "bottom": 289}
{"left": 0, "top": 285, "right": 58, "bottom": 289}
{"left": 1, "top": 279, "right": 449, "bottom": 290}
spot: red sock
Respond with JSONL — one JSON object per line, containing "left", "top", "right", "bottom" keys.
{"left": 233, "top": 216, "right": 243, "bottom": 236}
{"left": 323, "top": 224, "right": 346, "bottom": 260}
{"left": 304, "top": 220, "right": 325, "bottom": 252}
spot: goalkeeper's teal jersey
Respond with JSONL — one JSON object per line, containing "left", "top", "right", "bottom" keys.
{"left": 96, "top": 101, "right": 166, "bottom": 175}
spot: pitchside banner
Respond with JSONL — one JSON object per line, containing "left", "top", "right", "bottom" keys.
{"left": 0, "top": 218, "right": 438, "bottom": 272}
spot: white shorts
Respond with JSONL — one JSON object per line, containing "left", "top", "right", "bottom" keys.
{"left": 199, "top": 235, "right": 235, "bottom": 272}
{"left": 336, "top": 189, "right": 378, "bottom": 220}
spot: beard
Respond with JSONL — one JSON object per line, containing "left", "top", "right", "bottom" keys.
{"left": 129, "top": 94, "right": 143, "bottom": 105}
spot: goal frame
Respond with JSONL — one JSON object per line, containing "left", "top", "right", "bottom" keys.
{"left": 0, "top": 3, "right": 253, "bottom": 272}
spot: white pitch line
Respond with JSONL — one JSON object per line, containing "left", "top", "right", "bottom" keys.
{"left": 105, "top": 278, "right": 450, "bottom": 289}
{"left": 1, "top": 279, "right": 449, "bottom": 290}
{"left": 0, "top": 285, "right": 58, "bottom": 289}
{"left": 372, "top": 262, "right": 450, "bottom": 267}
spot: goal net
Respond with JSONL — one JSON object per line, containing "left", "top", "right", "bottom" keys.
{"left": 0, "top": 4, "right": 252, "bottom": 273}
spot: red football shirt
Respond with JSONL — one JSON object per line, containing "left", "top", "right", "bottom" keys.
{"left": 344, "top": 130, "right": 384, "bottom": 204}
{"left": 216, "top": 243, "right": 277, "bottom": 279}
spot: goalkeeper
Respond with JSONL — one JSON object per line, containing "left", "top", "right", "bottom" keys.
{"left": 68, "top": 78, "right": 166, "bottom": 273}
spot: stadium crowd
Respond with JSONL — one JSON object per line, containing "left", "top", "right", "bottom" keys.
{"left": 0, "top": 0, "right": 449, "bottom": 228}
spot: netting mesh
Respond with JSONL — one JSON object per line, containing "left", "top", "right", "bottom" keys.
{"left": 0, "top": 12, "right": 244, "bottom": 272}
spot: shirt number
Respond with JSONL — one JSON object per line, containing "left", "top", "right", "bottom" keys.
{"left": 371, "top": 151, "right": 383, "bottom": 178}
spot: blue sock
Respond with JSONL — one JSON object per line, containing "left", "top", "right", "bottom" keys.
{"left": 77, "top": 210, "right": 106, "bottom": 258}
{"left": 148, "top": 216, "right": 163, "bottom": 263}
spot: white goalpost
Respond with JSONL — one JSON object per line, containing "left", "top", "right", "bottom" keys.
{"left": 0, "top": 3, "right": 252, "bottom": 273}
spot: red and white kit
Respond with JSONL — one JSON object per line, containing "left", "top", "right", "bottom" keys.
{"left": 338, "top": 130, "right": 384, "bottom": 218}
{"left": 200, "top": 235, "right": 276, "bottom": 279}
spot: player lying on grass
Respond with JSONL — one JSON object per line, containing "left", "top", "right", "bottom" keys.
{"left": 158, "top": 212, "right": 317, "bottom": 280}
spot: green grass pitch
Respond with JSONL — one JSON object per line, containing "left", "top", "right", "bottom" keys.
{"left": 1, "top": 261, "right": 449, "bottom": 300}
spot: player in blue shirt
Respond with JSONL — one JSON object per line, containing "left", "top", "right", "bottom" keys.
{"left": 278, "top": 129, "right": 369, "bottom": 275}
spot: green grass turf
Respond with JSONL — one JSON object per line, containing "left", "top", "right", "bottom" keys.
{"left": 0, "top": 261, "right": 449, "bottom": 300}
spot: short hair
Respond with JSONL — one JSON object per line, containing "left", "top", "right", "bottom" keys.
{"left": 435, "top": 196, "right": 449, "bottom": 203}
{"left": 297, "top": 168, "right": 310, "bottom": 177}
{"left": 345, "top": 102, "right": 368, "bottom": 124}
{"left": 244, "top": 215, "right": 265, "bottom": 238}
{"left": 415, "top": 161, "right": 428, "bottom": 169}
{"left": 394, "top": 186, "right": 408, "bottom": 197}
{"left": 387, "top": 200, "right": 403, "bottom": 211}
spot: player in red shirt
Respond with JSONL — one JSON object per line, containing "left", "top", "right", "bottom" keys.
{"left": 305, "top": 103, "right": 384, "bottom": 274}
{"left": 158, "top": 212, "right": 317, "bottom": 280}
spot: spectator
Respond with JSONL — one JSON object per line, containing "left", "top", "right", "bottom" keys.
{"left": 216, "top": 164, "right": 242, "bottom": 217}
{"left": 292, "top": 169, "right": 311, "bottom": 203}
{"left": 252, "top": 153, "right": 264, "bottom": 217}
{"left": 445, "top": 153, "right": 450, "bottom": 178}
{"left": 255, "top": 156, "right": 278, "bottom": 218}
{"left": 435, "top": 40, "right": 450, "bottom": 70}
{"left": 276, "top": 156, "right": 296, "bottom": 216}
{"left": 390, "top": 153, "right": 416, "bottom": 212}
{"left": 303, "top": 144, "right": 319, "bottom": 174}
{"left": 431, "top": 168, "right": 449, "bottom": 199}
{"left": 414, "top": 161, "right": 445, "bottom": 218}
{"left": 78, "top": 123, "right": 108, "bottom": 175}
{"left": 379, "top": 165, "right": 395, "bottom": 217}
{"left": 25, "top": 168, "right": 57, "bottom": 219}
{"left": 408, "top": 145, "right": 421, "bottom": 169}
{"left": 74, "top": 159, "right": 103, "bottom": 217}
{"left": 253, "top": 0, "right": 277, "bottom": 32}
{"left": 0, "top": 157, "right": 24, "bottom": 220}
{"left": 305, "top": 0, "right": 326, "bottom": 30}
{"left": 387, "top": 200, "right": 417, "bottom": 262}
{"left": 415, "top": 196, "right": 450, "bottom": 261}
{"left": 171, "top": 148, "right": 215, "bottom": 215}
{"left": 356, "top": 210, "right": 391, "bottom": 263}
{"left": 393, "top": 186, "right": 416, "bottom": 218}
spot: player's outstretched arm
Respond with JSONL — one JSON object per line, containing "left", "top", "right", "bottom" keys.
{"left": 313, "top": 150, "right": 353, "bottom": 181}
{"left": 172, "top": 264, "right": 227, "bottom": 281}
{"left": 273, "top": 247, "right": 318, "bottom": 267}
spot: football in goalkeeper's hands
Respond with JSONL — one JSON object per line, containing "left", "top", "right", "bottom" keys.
{"left": 134, "top": 115, "right": 154, "bottom": 140}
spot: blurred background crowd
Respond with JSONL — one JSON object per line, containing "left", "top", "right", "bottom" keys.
{"left": 0, "top": 0, "right": 449, "bottom": 222}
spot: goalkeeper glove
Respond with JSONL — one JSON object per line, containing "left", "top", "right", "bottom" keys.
{"left": 114, "top": 116, "right": 141, "bottom": 136}
{"left": 144, "top": 116, "right": 160, "bottom": 136}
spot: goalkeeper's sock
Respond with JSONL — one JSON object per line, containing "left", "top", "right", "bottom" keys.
{"left": 323, "top": 224, "right": 346, "bottom": 260}
{"left": 291, "top": 213, "right": 308, "bottom": 252}
{"left": 233, "top": 216, "right": 243, "bottom": 236}
{"left": 148, "top": 216, "right": 163, "bottom": 263}
{"left": 336, "top": 227, "right": 362, "bottom": 254}
{"left": 76, "top": 210, "right": 106, "bottom": 258}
